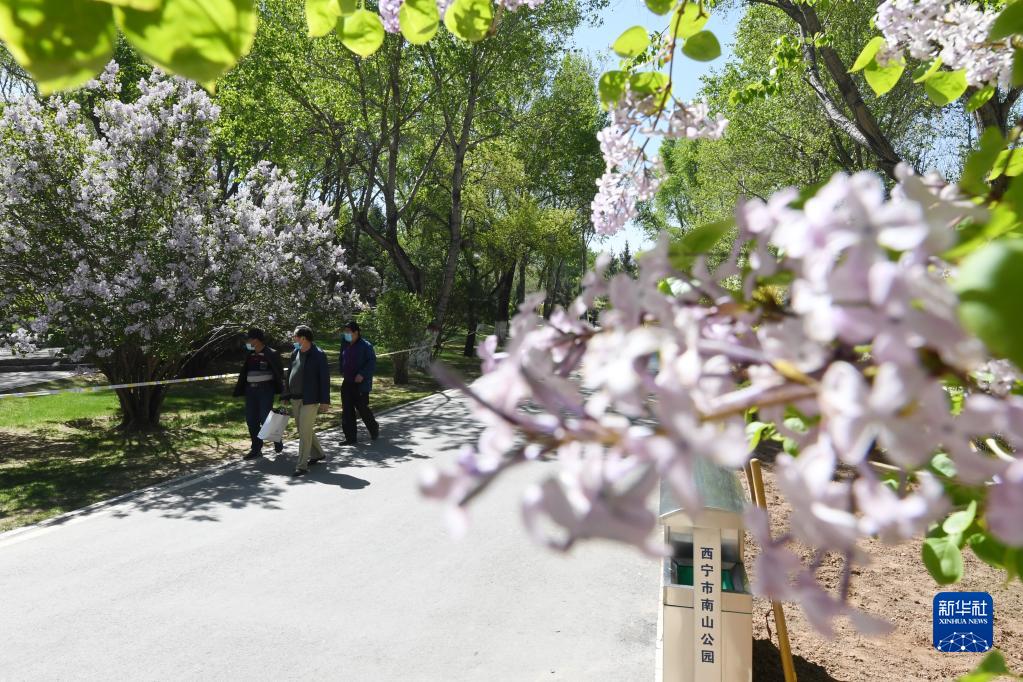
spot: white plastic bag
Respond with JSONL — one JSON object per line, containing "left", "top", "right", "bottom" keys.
{"left": 258, "top": 409, "right": 289, "bottom": 441}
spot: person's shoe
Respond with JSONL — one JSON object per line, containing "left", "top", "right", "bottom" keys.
{"left": 243, "top": 450, "right": 261, "bottom": 461}
{"left": 309, "top": 456, "right": 326, "bottom": 465}
{"left": 291, "top": 469, "right": 307, "bottom": 477}
{"left": 370, "top": 430, "right": 380, "bottom": 441}
{"left": 340, "top": 440, "right": 357, "bottom": 446}
{"left": 273, "top": 441, "right": 284, "bottom": 454}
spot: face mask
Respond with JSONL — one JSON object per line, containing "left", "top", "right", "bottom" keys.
{"left": 343, "top": 333, "right": 353, "bottom": 343}
{"left": 245, "top": 343, "right": 254, "bottom": 351}
{"left": 293, "top": 341, "right": 302, "bottom": 351}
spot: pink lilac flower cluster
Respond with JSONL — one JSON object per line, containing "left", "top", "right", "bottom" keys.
{"left": 875, "top": 0, "right": 1014, "bottom": 88}
{"left": 591, "top": 91, "right": 727, "bottom": 235}
{"left": 0, "top": 63, "right": 361, "bottom": 365}
{"left": 424, "top": 165, "right": 1023, "bottom": 634}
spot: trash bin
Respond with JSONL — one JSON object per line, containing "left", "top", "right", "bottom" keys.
{"left": 660, "top": 458, "right": 753, "bottom": 682}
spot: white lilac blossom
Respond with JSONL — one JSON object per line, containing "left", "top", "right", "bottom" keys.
{"left": 380, "top": 0, "right": 402, "bottom": 33}
{"left": 425, "top": 166, "right": 1023, "bottom": 636}
{"left": 875, "top": 0, "right": 1014, "bottom": 88}
{"left": 0, "top": 63, "right": 363, "bottom": 387}
{"left": 591, "top": 91, "right": 726, "bottom": 235}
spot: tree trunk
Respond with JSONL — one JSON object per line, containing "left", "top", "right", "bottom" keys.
{"left": 115, "top": 385, "right": 168, "bottom": 431}
{"left": 393, "top": 352, "right": 410, "bottom": 385}
{"left": 494, "top": 264, "right": 515, "bottom": 344}
{"left": 464, "top": 304, "right": 478, "bottom": 357}
{"left": 514, "top": 256, "right": 527, "bottom": 307}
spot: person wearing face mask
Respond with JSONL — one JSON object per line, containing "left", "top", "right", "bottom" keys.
{"left": 233, "top": 327, "right": 285, "bottom": 460}
{"left": 339, "top": 320, "right": 379, "bottom": 445}
{"left": 282, "top": 325, "right": 331, "bottom": 477}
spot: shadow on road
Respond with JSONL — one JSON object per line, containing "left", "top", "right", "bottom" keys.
{"left": 95, "top": 392, "right": 480, "bottom": 523}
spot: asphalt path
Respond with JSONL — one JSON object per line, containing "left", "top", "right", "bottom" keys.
{"left": 0, "top": 371, "right": 76, "bottom": 392}
{"left": 0, "top": 390, "right": 657, "bottom": 681}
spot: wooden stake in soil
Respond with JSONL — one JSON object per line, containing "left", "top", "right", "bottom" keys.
{"left": 747, "top": 458, "right": 798, "bottom": 682}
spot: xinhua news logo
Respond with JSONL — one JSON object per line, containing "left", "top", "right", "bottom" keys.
{"left": 933, "top": 592, "right": 994, "bottom": 653}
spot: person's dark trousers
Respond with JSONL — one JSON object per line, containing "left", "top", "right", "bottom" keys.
{"left": 341, "top": 380, "right": 379, "bottom": 442}
{"left": 245, "top": 383, "right": 277, "bottom": 454}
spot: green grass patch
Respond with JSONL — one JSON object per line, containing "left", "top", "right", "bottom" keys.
{"left": 0, "top": 342, "right": 482, "bottom": 532}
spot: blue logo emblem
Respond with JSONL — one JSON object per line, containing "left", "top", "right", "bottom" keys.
{"left": 933, "top": 592, "right": 993, "bottom": 653}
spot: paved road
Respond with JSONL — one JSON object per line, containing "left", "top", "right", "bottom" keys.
{"left": 0, "top": 391, "right": 657, "bottom": 681}
{"left": 0, "top": 370, "right": 77, "bottom": 392}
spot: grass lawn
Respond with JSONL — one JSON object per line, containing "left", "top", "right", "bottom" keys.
{"left": 0, "top": 343, "right": 481, "bottom": 532}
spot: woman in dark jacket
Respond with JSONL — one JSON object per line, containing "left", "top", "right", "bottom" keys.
{"left": 282, "top": 325, "right": 331, "bottom": 476}
{"left": 233, "top": 327, "right": 286, "bottom": 460}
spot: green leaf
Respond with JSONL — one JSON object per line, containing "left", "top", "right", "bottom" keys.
{"left": 669, "top": 2, "right": 708, "bottom": 40}
{"left": 961, "top": 127, "right": 1006, "bottom": 196}
{"left": 115, "top": 0, "right": 257, "bottom": 89}
{"left": 443, "top": 0, "right": 493, "bottom": 42}
{"left": 645, "top": 0, "right": 674, "bottom": 16}
{"left": 991, "top": 0, "right": 1023, "bottom": 40}
{"left": 613, "top": 26, "right": 650, "bottom": 58}
{"left": 1014, "top": 50, "right": 1023, "bottom": 87}
{"left": 681, "top": 219, "right": 732, "bottom": 254}
{"left": 851, "top": 36, "right": 885, "bottom": 72}
{"left": 990, "top": 148, "right": 1023, "bottom": 180}
{"left": 306, "top": 0, "right": 341, "bottom": 37}
{"left": 339, "top": 9, "right": 385, "bottom": 56}
{"left": 399, "top": 0, "right": 439, "bottom": 45}
{"left": 629, "top": 71, "right": 668, "bottom": 96}
{"left": 864, "top": 57, "right": 904, "bottom": 97}
{"left": 912, "top": 57, "right": 943, "bottom": 83}
{"left": 925, "top": 69, "right": 968, "bottom": 106}
{"left": 598, "top": 70, "right": 628, "bottom": 107}
{"left": 922, "top": 535, "right": 965, "bottom": 584}
{"left": 942, "top": 501, "right": 977, "bottom": 535}
{"left": 682, "top": 30, "right": 721, "bottom": 62}
{"left": 930, "top": 453, "right": 957, "bottom": 478}
{"left": 955, "top": 238, "right": 1023, "bottom": 368}
{"left": 339, "top": 0, "right": 357, "bottom": 14}
{"left": 968, "top": 532, "right": 1010, "bottom": 570}
{"left": 967, "top": 86, "right": 997, "bottom": 113}
{"left": 0, "top": 0, "right": 116, "bottom": 94}
{"left": 957, "top": 650, "right": 1011, "bottom": 682}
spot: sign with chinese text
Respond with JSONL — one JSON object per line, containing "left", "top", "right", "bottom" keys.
{"left": 693, "top": 526, "right": 721, "bottom": 680}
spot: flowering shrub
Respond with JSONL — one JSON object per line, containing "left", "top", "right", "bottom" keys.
{"left": 0, "top": 63, "right": 358, "bottom": 428}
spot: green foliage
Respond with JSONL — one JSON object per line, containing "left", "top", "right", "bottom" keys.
{"left": 444, "top": 0, "right": 494, "bottom": 42}
{"left": 850, "top": 36, "right": 904, "bottom": 96}
{"left": 305, "top": 0, "right": 343, "bottom": 37}
{"left": 961, "top": 127, "right": 1006, "bottom": 195}
{"left": 967, "top": 86, "right": 997, "bottom": 112}
{"left": 682, "top": 30, "right": 720, "bottom": 61}
{"left": 957, "top": 650, "right": 1020, "bottom": 682}
{"left": 399, "top": 0, "right": 440, "bottom": 45}
{"left": 613, "top": 26, "right": 650, "bottom": 58}
{"left": 598, "top": 69, "right": 628, "bottom": 106}
{"left": 116, "top": 0, "right": 259, "bottom": 88}
{"left": 339, "top": 8, "right": 384, "bottom": 56}
{"left": 922, "top": 533, "right": 965, "bottom": 584}
{"left": 0, "top": 0, "right": 116, "bottom": 94}
{"left": 645, "top": 0, "right": 673, "bottom": 16}
{"left": 923, "top": 69, "right": 967, "bottom": 106}
{"left": 369, "top": 290, "right": 433, "bottom": 351}
{"left": 955, "top": 238, "right": 1023, "bottom": 367}
{"left": 669, "top": 2, "right": 708, "bottom": 39}
{"left": 990, "top": 0, "right": 1023, "bottom": 40}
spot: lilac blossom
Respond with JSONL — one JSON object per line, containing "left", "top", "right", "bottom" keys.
{"left": 424, "top": 165, "right": 1023, "bottom": 637}
{"left": 0, "top": 63, "right": 364, "bottom": 393}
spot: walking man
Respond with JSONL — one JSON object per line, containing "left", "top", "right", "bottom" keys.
{"left": 233, "top": 327, "right": 285, "bottom": 460}
{"left": 340, "top": 320, "right": 379, "bottom": 445}
{"left": 283, "top": 325, "right": 330, "bottom": 477}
